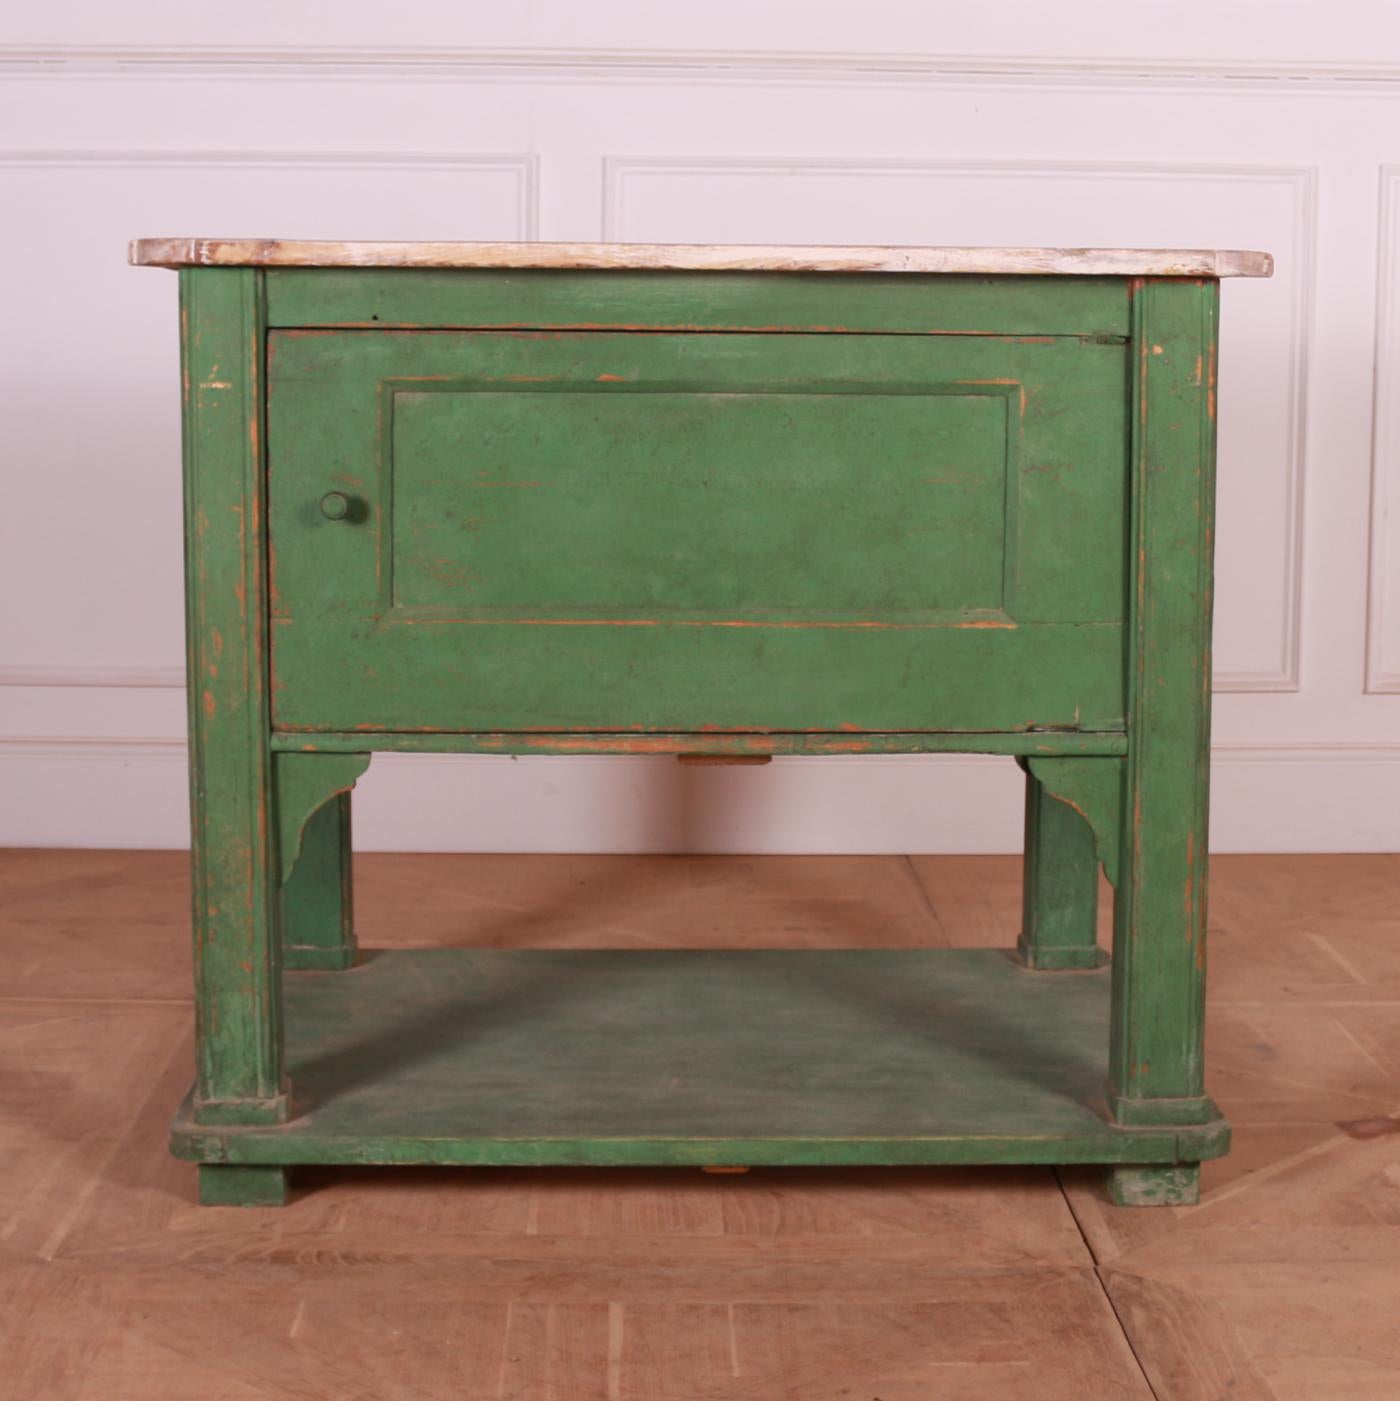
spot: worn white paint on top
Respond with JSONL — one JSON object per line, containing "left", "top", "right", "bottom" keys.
{"left": 128, "top": 238, "right": 1273, "bottom": 277}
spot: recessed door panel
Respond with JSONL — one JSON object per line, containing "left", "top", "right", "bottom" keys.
{"left": 267, "top": 330, "right": 1127, "bottom": 733}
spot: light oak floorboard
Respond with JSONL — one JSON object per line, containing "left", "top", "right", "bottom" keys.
{"left": 4, "top": 849, "right": 1398, "bottom": 1398}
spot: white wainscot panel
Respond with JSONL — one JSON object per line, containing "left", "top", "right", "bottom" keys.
{"left": 606, "top": 158, "right": 1312, "bottom": 691}
{"left": 1367, "top": 166, "right": 1400, "bottom": 692}
{"left": 0, "top": 151, "right": 536, "bottom": 686}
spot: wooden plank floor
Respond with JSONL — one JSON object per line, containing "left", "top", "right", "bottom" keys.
{"left": 3, "top": 850, "right": 1398, "bottom": 1399}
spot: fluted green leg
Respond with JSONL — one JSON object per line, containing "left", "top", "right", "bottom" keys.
{"left": 182, "top": 267, "right": 286, "bottom": 1133}
{"left": 1105, "top": 277, "right": 1221, "bottom": 1200}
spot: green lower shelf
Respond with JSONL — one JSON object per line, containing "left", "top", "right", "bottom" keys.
{"left": 171, "top": 948, "right": 1228, "bottom": 1167}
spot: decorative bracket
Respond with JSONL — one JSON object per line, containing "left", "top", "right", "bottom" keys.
{"left": 1024, "top": 756, "right": 1123, "bottom": 888}
{"left": 274, "top": 751, "right": 372, "bottom": 885}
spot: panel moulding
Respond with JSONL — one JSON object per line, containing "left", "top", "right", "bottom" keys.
{"left": 1366, "top": 166, "right": 1400, "bottom": 692}
{"left": 604, "top": 155, "right": 1314, "bottom": 693}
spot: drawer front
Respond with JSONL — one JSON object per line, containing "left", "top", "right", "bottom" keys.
{"left": 268, "top": 330, "right": 1127, "bottom": 733}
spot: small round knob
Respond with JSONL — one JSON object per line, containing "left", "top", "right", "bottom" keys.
{"left": 319, "top": 491, "right": 351, "bottom": 521}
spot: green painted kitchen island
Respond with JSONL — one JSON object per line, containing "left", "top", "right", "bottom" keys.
{"left": 131, "top": 238, "right": 1272, "bottom": 1207}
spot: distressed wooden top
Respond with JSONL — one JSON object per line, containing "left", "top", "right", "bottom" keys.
{"left": 129, "top": 239, "right": 1273, "bottom": 278}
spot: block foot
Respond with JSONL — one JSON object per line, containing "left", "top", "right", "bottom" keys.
{"left": 1107, "top": 1163, "right": 1199, "bottom": 1208}
{"left": 1015, "top": 935, "right": 1108, "bottom": 970}
{"left": 198, "top": 1164, "right": 290, "bottom": 1207}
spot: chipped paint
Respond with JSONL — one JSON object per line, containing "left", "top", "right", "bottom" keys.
{"left": 166, "top": 258, "right": 1236, "bottom": 1149}
{"left": 132, "top": 238, "right": 1275, "bottom": 278}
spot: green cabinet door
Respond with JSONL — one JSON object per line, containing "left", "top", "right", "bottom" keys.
{"left": 268, "top": 330, "right": 1127, "bottom": 733}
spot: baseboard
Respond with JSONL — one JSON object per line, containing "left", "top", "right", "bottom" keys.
{"left": 1, "top": 740, "right": 1396, "bottom": 852}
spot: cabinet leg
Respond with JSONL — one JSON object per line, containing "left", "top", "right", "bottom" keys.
{"left": 1018, "top": 765, "right": 1105, "bottom": 970}
{"left": 282, "top": 793, "right": 356, "bottom": 971}
{"left": 1108, "top": 276, "right": 1219, "bottom": 1135}
{"left": 198, "top": 1164, "right": 290, "bottom": 1208}
{"left": 1107, "top": 1164, "right": 1200, "bottom": 1208}
{"left": 183, "top": 266, "right": 287, "bottom": 1132}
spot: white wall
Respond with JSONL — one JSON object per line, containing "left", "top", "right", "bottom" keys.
{"left": 2, "top": 3, "right": 1398, "bottom": 852}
